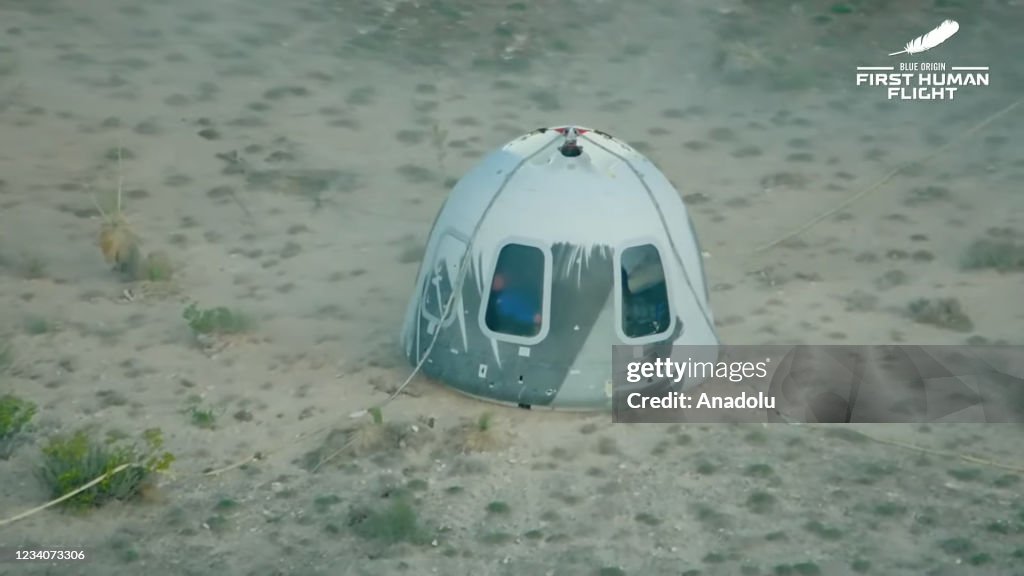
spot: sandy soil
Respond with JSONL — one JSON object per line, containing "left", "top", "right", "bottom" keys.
{"left": 1, "top": 0, "right": 1023, "bottom": 574}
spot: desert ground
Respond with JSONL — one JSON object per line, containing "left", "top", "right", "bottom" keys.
{"left": 1, "top": 0, "right": 1023, "bottom": 574}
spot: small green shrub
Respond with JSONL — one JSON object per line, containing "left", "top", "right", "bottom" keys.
{"left": 961, "top": 239, "right": 1024, "bottom": 272}
{"left": 313, "top": 494, "right": 341, "bottom": 513}
{"left": 368, "top": 406, "right": 384, "bottom": 425}
{"left": 486, "top": 501, "right": 511, "bottom": 515}
{"left": 24, "top": 316, "right": 53, "bottom": 335}
{"left": 477, "top": 412, "right": 492, "bottom": 432}
{"left": 139, "top": 251, "right": 173, "bottom": 282}
{"left": 20, "top": 254, "right": 47, "bottom": 279}
{"left": 907, "top": 298, "right": 974, "bottom": 332}
{"left": 348, "top": 497, "right": 428, "bottom": 544}
{"left": 189, "top": 406, "right": 216, "bottom": 429}
{"left": 37, "top": 427, "right": 174, "bottom": 510}
{"left": 183, "top": 303, "right": 251, "bottom": 335}
{"left": 0, "top": 393, "right": 36, "bottom": 459}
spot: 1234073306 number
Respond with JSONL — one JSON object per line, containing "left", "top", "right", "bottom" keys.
{"left": 5, "top": 549, "right": 87, "bottom": 562}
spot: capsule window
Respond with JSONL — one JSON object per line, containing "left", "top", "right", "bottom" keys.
{"left": 484, "top": 244, "right": 546, "bottom": 338}
{"left": 620, "top": 244, "right": 671, "bottom": 339}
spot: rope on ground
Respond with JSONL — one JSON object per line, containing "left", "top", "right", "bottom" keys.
{"left": 852, "top": 429, "right": 1024, "bottom": 474}
{"left": 0, "top": 463, "right": 132, "bottom": 528}
{"left": 0, "top": 417, "right": 338, "bottom": 528}
{"left": 752, "top": 96, "right": 1024, "bottom": 254}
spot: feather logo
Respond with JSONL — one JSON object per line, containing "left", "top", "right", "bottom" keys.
{"left": 889, "top": 20, "right": 960, "bottom": 56}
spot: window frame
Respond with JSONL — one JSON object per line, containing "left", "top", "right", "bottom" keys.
{"left": 420, "top": 229, "right": 469, "bottom": 329}
{"left": 478, "top": 237, "right": 552, "bottom": 346}
{"left": 613, "top": 239, "right": 677, "bottom": 344}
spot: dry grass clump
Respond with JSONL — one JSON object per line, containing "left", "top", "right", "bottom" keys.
{"left": 93, "top": 148, "right": 175, "bottom": 284}
{"left": 304, "top": 408, "right": 401, "bottom": 473}
{"left": 454, "top": 412, "right": 503, "bottom": 453}
{"left": 96, "top": 189, "right": 140, "bottom": 277}
{"left": 347, "top": 408, "right": 400, "bottom": 456}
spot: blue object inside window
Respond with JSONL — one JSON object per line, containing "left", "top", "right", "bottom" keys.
{"left": 485, "top": 244, "right": 545, "bottom": 338}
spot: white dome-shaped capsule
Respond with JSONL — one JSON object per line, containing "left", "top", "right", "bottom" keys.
{"left": 400, "top": 126, "right": 719, "bottom": 411}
